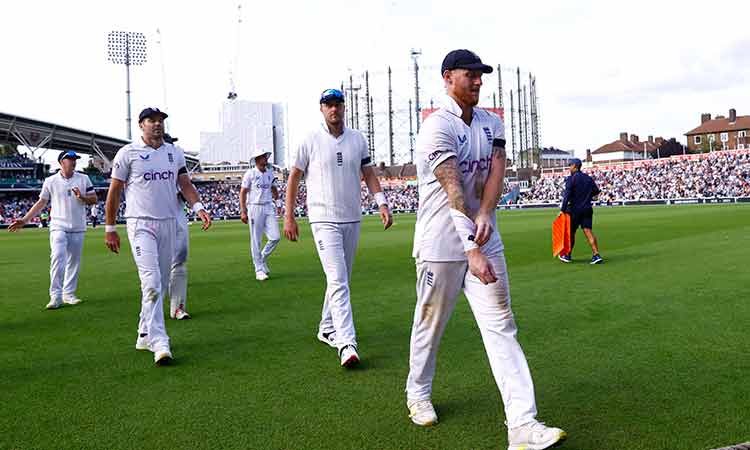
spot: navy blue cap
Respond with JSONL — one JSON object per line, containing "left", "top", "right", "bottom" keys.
{"left": 441, "top": 49, "right": 493, "bottom": 75}
{"left": 138, "top": 107, "right": 168, "bottom": 123}
{"left": 320, "top": 89, "right": 345, "bottom": 104}
{"left": 569, "top": 158, "right": 583, "bottom": 168}
{"left": 58, "top": 150, "right": 81, "bottom": 162}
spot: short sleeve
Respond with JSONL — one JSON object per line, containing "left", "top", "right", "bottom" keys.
{"left": 241, "top": 170, "right": 253, "bottom": 189}
{"left": 40, "top": 178, "right": 51, "bottom": 201}
{"left": 293, "top": 140, "right": 310, "bottom": 172}
{"left": 359, "top": 133, "right": 372, "bottom": 166}
{"left": 175, "top": 146, "right": 188, "bottom": 175}
{"left": 111, "top": 147, "right": 131, "bottom": 182}
{"left": 418, "top": 117, "right": 458, "bottom": 173}
{"left": 493, "top": 114, "right": 506, "bottom": 143}
{"left": 84, "top": 175, "right": 94, "bottom": 193}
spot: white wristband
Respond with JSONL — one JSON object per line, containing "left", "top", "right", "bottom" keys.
{"left": 192, "top": 202, "right": 205, "bottom": 214}
{"left": 374, "top": 192, "right": 388, "bottom": 208}
{"left": 105, "top": 225, "right": 117, "bottom": 233}
{"left": 449, "top": 208, "right": 479, "bottom": 252}
{"left": 275, "top": 199, "right": 283, "bottom": 208}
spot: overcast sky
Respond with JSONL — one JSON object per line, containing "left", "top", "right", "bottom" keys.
{"left": 3, "top": 0, "right": 749, "bottom": 165}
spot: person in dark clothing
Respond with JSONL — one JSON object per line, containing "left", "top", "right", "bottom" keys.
{"left": 559, "top": 158, "right": 603, "bottom": 264}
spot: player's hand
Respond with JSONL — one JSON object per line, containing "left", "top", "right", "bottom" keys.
{"left": 197, "top": 210, "right": 212, "bottom": 230}
{"left": 379, "top": 205, "right": 393, "bottom": 230}
{"left": 72, "top": 187, "right": 82, "bottom": 199}
{"left": 467, "top": 248, "right": 497, "bottom": 285}
{"left": 473, "top": 211, "right": 494, "bottom": 246}
{"left": 276, "top": 207, "right": 283, "bottom": 217}
{"left": 240, "top": 210, "right": 248, "bottom": 224}
{"left": 284, "top": 216, "right": 299, "bottom": 242}
{"left": 105, "top": 230, "right": 120, "bottom": 254}
{"left": 8, "top": 218, "right": 26, "bottom": 232}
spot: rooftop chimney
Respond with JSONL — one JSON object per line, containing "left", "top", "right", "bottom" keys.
{"left": 729, "top": 108, "right": 737, "bottom": 122}
{"left": 586, "top": 149, "right": 592, "bottom": 162}
{"left": 630, "top": 134, "right": 640, "bottom": 144}
{"left": 701, "top": 113, "right": 711, "bottom": 123}
{"left": 648, "top": 135, "right": 654, "bottom": 143}
{"left": 619, "top": 132, "right": 628, "bottom": 142}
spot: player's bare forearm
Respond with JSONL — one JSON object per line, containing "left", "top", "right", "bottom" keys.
{"left": 434, "top": 157, "right": 467, "bottom": 215}
{"left": 21, "top": 198, "right": 48, "bottom": 222}
{"left": 239, "top": 188, "right": 248, "bottom": 213}
{"left": 285, "top": 168, "right": 303, "bottom": 219}
{"left": 271, "top": 185, "right": 279, "bottom": 201}
{"left": 479, "top": 146, "right": 507, "bottom": 214}
{"left": 178, "top": 175, "right": 201, "bottom": 207}
{"left": 361, "top": 166, "right": 382, "bottom": 194}
{"left": 105, "top": 179, "right": 124, "bottom": 225}
{"left": 83, "top": 193, "right": 98, "bottom": 206}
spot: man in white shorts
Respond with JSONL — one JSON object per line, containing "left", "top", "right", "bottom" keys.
{"left": 405, "top": 50, "right": 566, "bottom": 450}
{"left": 284, "top": 88, "right": 393, "bottom": 368}
{"left": 105, "top": 107, "right": 211, "bottom": 366}
{"left": 9, "top": 150, "right": 97, "bottom": 309}
{"left": 240, "top": 148, "right": 282, "bottom": 281}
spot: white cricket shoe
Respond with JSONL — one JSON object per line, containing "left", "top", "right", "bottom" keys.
{"left": 135, "top": 334, "right": 151, "bottom": 351}
{"left": 174, "top": 306, "right": 191, "bottom": 320}
{"left": 339, "top": 345, "right": 360, "bottom": 368}
{"left": 154, "top": 348, "right": 173, "bottom": 366}
{"left": 62, "top": 295, "right": 83, "bottom": 305}
{"left": 46, "top": 297, "right": 62, "bottom": 310}
{"left": 316, "top": 330, "right": 337, "bottom": 348}
{"left": 255, "top": 271, "right": 269, "bottom": 281}
{"left": 507, "top": 421, "right": 567, "bottom": 450}
{"left": 407, "top": 399, "right": 438, "bottom": 427}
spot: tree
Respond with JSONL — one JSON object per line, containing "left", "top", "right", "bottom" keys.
{"left": 0, "top": 143, "right": 19, "bottom": 157}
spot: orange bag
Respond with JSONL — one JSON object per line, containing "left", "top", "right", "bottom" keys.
{"left": 552, "top": 213, "right": 571, "bottom": 257}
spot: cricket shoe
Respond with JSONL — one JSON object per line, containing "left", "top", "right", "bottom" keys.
{"left": 339, "top": 345, "right": 359, "bottom": 368}
{"left": 558, "top": 254, "right": 572, "bottom": 263}
{"left": 407, "top": 399, "right": 438, "bottom": 427}
{"left": 255, "top": 271, "right": 269, "bottom": 281}
{"left": 46, "top": 297, "right": 63, "bottom": 310}
{"left": 174, "top": 306, "right": 191, "bottom": 320}
{"left": 154, "top": 348, "right": 173, "bottom": 366}
{"left": 507, "top": 421, "right": 567, "bottom": 450}
{"left": 590, "top": 254, "right": 604, "bottom": 265}
{"left": 62, "top": 295, "right": 83, "bottom": 305}
{"left": 135, "top": 333, "right": 151, "bottom": 351}
{"left": 317, "top": 330, "right": 337, "bottom": 348}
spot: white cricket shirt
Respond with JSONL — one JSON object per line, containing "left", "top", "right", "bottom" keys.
{"left": 111, "top": 138, "right": 187, "bottom": 220}
{"left": 40, "top": 171, "right": 94, "bottom": 232}
{"left": 293, "top": 123, "right": 372, "bottom": 223}
{"left": 413, "top": 95, "right": 506, "bottom": 262}
{"left": 241, "top": 167, "right": 277, "bottom": 205}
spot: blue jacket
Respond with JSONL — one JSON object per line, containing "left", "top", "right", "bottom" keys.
{"left": 561, "top": 171, "right": 600, "bottom": 214}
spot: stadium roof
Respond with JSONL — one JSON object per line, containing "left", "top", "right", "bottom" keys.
{"left": 0, "top": 111, "right": 200, "bottom": 171}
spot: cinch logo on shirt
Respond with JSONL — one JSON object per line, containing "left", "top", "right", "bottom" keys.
{"left": 459, "top": 157, "right": 492, "bottom": 174}
{"left": 143, "top": 170, "right": 175, "bottom": 181}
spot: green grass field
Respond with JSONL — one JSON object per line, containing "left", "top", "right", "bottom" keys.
{"left": 2, "top": 205, "right": 749, "bottom": 450}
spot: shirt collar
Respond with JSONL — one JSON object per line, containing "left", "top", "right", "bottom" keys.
{"left": 440, "top": 94, "right": 476, "bottom": 122}
{"left": 320, "top": 122, "right": 347, "bottom": 139}
{"left": 134, "top": 137, "right": 165, "bottom": 151}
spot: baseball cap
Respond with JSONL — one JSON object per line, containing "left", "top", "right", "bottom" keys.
{"left": 320, "top": 88, "right": 345, "bottom": 104}
{"left": 57, "top": 150, "right": 81, "bottom": 162}
{"left": 569, "top": 158, "right": 583, "bottom": 168}
{"left": 138, "top": 107, "right": 168, "bottom": 123}
{"left": 441, "top": 49, "right": 493, "bottom": 75}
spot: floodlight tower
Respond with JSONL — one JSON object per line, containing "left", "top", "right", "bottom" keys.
{"left": 107, "top": 31, "right": 147, "bottom": 140}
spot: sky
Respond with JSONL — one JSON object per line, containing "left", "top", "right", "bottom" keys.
{"left": 2, "top": 0, "right": 749, "bottom": 166}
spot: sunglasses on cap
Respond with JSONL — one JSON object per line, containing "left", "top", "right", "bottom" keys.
{"left": 320, "top": 89, "right": 345, "bottom": 104}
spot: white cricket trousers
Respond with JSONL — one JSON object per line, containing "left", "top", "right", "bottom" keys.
{"left": 310, "top": 221, "right": 360, "bottom": 350}
{"left": 169, "top": 214, "right": 189, "bottom": 316}
{"left": 248, "top": 203, "right": 280, "bottom": 272}
{"left": 126, "top": 218, "right": 174, "bottom": 351}
{"left": 405, "top": 254, "right": 538, "bottom": 428}
{"left": 49, "top": 230, "right": 85, "bottom": 299}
